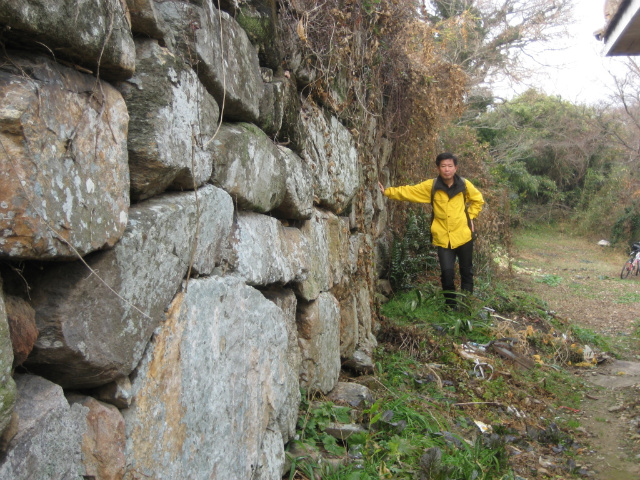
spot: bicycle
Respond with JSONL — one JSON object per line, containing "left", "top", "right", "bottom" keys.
{"left": 620, "top": 242, "right": 640, "bottom": 279}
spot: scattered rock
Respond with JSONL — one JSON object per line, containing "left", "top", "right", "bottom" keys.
{"left": 327, "top": 382, "right": 375, "bottom": 408}
{"left": 352, "top": 375, "right": 385, "bottom": 392}
{"left": 343, "top": 349, "right": 375, "bottom": 375}
{"left": 324, "top": 422, "right": 367, "bottom": 441}
{"left": 377, "top": 279, "right": 393, "bottom": 297}
{"left": 286, "top": 441, "right": 321, "bottom": 463}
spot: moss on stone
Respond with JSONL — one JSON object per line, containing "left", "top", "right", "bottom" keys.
{"left": 236, "top": 11, "right": 272, "bottom": 42}
{"left": 239, "top": 122, "right": 263, "bottom": 136}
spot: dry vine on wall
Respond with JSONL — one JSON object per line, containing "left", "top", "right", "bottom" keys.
{"left": 277, "top": 0, "right": 510, "bottom": 289}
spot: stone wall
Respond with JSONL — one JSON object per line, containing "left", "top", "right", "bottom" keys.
{"left": 0, "top": 1, "right": 390, "bottom": 478}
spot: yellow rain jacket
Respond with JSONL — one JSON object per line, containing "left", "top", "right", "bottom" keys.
{"left": 384, "top": 175, "right": 484, "bottom": 249}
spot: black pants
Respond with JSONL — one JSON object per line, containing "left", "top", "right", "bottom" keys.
{"left": 437, "top": 240, "right": 474, "bottom": 307}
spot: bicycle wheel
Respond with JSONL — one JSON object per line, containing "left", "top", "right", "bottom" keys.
{"left": 621, "top": 258, "right": 634, "bottom": 279}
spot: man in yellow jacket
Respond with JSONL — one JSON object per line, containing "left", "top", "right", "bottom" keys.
{"left": 378, "top": 152, "right": 484, "bottom": 308}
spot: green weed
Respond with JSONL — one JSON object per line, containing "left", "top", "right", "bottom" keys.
{"left": 606, "top": 320, "right": 640, "bottom": 359}
{"left": 564, "top": 418, "right": 581, "bottom": 429}
{"left": 380, "top": 287, "right": 493, "bottom": 343}
{"left": 291, "top": 276, "right": 600, "bottom": 480}
{"left": 290, "top": 345, "right": 513, "bottom": 479}
{"left": 476, "top": 278, "right": 550, "bottom": 318}
{"left": 568, "top": 281, "right": 600, "bottom": 297}
{"left": 570, "top": 326, "right": 611, "bottom": 352}
{"left": 296, "top": 396, "right": 351, "bottom": 456}
{"left": 633, "top": 320, "right": 640, "bottom": 338}
{"left": 615, "top": 292, "right": 640, "bottom": 304}
{"left": 520, "top": 367, "right": 583, "bottom": 409}
{"left": 535, "top": 274, "right": 562, "bottom": 287}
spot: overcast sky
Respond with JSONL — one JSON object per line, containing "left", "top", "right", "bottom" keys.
{"left": 495, "top": 0, "right": 631, "bottom": 104}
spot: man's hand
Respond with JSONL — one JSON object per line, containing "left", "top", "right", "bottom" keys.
{"left": 378, "top": 181, "right": 385, "bottom": 194}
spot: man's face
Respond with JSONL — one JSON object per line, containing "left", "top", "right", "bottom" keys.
{"left": 437, "top": 159, "right": 457, "bottom": 181}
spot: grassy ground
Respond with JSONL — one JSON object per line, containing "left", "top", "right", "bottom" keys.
{"left": 285, "top": 225, "right": 640, "bottom": 480}
{"left": 510, "top": 226, "right": 640, "bottom": 479}
{"left": 511, "top": 225, "right": 640, "bottom": 357}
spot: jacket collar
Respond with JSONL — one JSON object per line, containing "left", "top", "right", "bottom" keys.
{"left": 434, "top": 174, "right": 465, "bottom": 198}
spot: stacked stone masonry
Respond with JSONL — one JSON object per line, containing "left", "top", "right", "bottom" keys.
{"left": 0, "top": 1, "right": 386, "bottom": 478}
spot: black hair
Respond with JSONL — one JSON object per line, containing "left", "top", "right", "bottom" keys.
{"left": 435, "top": 152, "right": 458, "bottom": 166}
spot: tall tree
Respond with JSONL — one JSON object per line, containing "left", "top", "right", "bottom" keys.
{"left": 422, "top": 0, "right": 574, "bottom": 90}
{"left": 608, "top": 58, "right": 640, "bottom": 165}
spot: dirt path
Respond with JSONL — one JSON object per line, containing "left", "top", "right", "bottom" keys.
{"left": 512, "top": 228, "right": 640, "bottom": 479}
{"left": 513, "top": 228, "right": 640, "bottom": 338}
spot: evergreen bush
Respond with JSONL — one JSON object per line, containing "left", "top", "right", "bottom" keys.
{"left": 389, "top": 210, "right": 437, "bottom": 290}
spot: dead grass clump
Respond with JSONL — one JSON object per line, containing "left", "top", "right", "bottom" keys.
{"left": 377, "top": 322, "right": 438, "bottom": 361}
